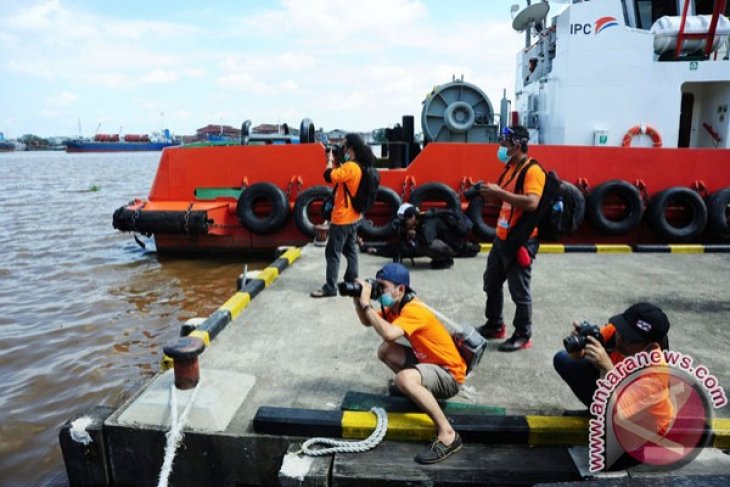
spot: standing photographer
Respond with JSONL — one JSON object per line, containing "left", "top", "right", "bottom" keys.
{"left": 352, "top": 263, "right": 466, "bottom": 464}
{"left": 553, "top": 303, "right": 671, "bottom": 408}
{"left": 311, "top": 133, "right": 371, "bottom": 298}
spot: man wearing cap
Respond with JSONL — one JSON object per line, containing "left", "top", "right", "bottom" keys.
{"left": 354, "top": 263, "right": 466, "bottom": 464}
{"left": 553, "top": 303, "right": 672, "bottom": 412}
{"left": 478, "top": 124, "right": 545, "bottom": 351}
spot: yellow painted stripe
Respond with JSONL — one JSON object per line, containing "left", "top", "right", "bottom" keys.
{"left": 161, "top": 355, "right": 173, "bottom": 370}
{"left": 342, "top": 411, "right": 435, "bottom": 441}
{"left": 539, "top": 244, "right": 566, "bottom": 253}
{"left": 526, "top": 415, "right": 589, "bottom": 446}
{"left": 280, "top": 247, "right": 302, "bottom": 265}
{"left": 595, "top": 244, "right": 632, "bottom": 253}
{"left": 480, "top": 243, "right": 493, "bottom": 253}
{"left": 220, "top": 292, "right": 251, "bottom": 319}
{"left": 712, "top": 418, "right": 730, "bottom": 449}
{"left": 669, "top": 245, "right": 705, "bottom": 254}
{"left": 188, "top": 329, "right": 211, "bottom": 347}
{"left": 258, "top": 267, "right": 279, "bottom": 286}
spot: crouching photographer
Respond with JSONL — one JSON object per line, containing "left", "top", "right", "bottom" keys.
{"left": 553, "top": 302, "right": 671, "bottom": 409}
{"left": 346, "top": 263, "right": 466, "bottom": 464}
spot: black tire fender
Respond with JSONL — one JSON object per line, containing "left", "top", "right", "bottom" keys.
{"left": 466, "top": 195, "right": 497, "bottom": 240}
{"left": 360, "top": 187, "right": 402, "bottom": 240}
{"left": 409, "top": 182, "right": 460, "bottom": 211}
{"left": 293, "top": 185, "right": 332, "bottom": 238}
{"left": 236, "top": 182, "right": 289, "bottom": 234}
{"left": 586, "top": 180, "right": 644, "bottom": 236}
{"left": 647, "top": 186, "right": 708, "bottom": 242}
{"left": 705, "top": 187, "right": 730, "bottom": 240}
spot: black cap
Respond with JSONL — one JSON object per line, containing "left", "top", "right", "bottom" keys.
{"left": 610, "top": 303, "right": 670, "bottom": 343}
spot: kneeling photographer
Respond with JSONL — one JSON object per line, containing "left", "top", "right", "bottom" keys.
{"left": 345, "top": 263, "right": 465, "bottom": 464}
{"left": 553, "top": 302, "right": 671, "bottom": 409}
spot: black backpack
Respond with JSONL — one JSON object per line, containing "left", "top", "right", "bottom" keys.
{"left": 514, "top": 159, "right": 585, "bottom": 242}
{"left": 344, "top": 165, "right": 380, "bottom": 213}
{"left": 435, "top": 209, "right": 473, "bottom": 237}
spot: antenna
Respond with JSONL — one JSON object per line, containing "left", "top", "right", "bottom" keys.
{"left": 511, "top": 2, "right": 550, "bottom": 33}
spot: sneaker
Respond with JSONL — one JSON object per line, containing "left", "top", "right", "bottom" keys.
{"left": 477, "top": 323, "right": 507, "bottom": 339}
{"left": 498, "top": 334, "right": 532, "bottom": 352}
{"left": 415, "top": 432, "right": 463, "bottom": 464}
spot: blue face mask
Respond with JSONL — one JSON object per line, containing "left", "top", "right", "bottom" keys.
{"left": 378, "top": 292, "right": 396, "bottom": 308}
{"left": 342, "top": 151, "right": 350, "bottom": 162}
{"left": 497, "top": 146, "right": 510, "bottom": 163}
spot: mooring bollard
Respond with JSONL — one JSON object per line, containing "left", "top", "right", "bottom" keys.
{"left": 162, "top": 336, "right": 206, "bottom": 390}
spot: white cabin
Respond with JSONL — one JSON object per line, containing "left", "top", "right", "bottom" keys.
{"left": 513, "top": 0, "right": 730, "bottom": 148}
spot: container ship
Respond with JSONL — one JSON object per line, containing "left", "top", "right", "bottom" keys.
{"left": 66, "top": 130, "right": 180, "bottom": 152}
{"left": 113, "top": 0, "right": 730, "bottom": 254}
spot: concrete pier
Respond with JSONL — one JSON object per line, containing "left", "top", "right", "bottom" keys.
{"left": 61, "top": 245, "right": 730, "bottom": 485}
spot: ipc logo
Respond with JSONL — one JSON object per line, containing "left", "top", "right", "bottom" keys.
{"left": 571, "top": 16, "right": 619, "bottom": 35}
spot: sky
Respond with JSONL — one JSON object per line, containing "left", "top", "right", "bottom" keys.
{"left": 0, "top": 0, "right": 545, "bottom": 138}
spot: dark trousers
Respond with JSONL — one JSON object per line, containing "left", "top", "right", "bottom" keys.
{"left": 482, "top": 237, "right": 538, "bottom": 337}
{"left": 553, "top": 350, "right": 600, "bottom": 407}
{"left": 324, "top": 221, "right": 360, "bottom": 294}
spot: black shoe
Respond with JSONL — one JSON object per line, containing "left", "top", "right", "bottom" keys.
{"left": 498, "top": 334, "right": 532, "bottom": 352}
{"left": 310, "top": 288, "right": 336, "bottom": 298}
{"left": 477, "top": 323, "right": 507, "bottom": 339}
{"left": 415, "top": 432, "right": 463, "bottom": 464}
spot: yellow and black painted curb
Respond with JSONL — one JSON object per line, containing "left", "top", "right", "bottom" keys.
{"left": 254, "top": 406, "right": 730, "bottom": 448}
{"left": 480, "top": 243, "right": 730, "bottom": 254}
{"left": 162, "top": 247, "right": 302, "bottom": 368}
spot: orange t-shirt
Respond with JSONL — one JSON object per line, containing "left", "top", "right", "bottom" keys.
{"left": 601, "top": 325, "right": 674, "bottom": 436}
{"left": 384, "top": 298, "right": 466, "bottom": 384}
{"left": 495, "top": 160, "right": 545, "bottom": 240}
{"left": 329, "top": 161, "right": 362, "bottom": 225}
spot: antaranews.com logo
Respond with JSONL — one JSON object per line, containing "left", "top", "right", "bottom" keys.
{"left": 588, "top": 349, "right": 727, "bottom": 472}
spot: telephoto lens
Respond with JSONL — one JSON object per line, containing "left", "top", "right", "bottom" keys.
{"left": 463, "top": 182, "right": 482, "bottom": 199}
{"left": 337, "top": 278, "right": 383, "bottom": 299}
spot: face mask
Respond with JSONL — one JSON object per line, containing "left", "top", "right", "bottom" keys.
{"left": 497, "top": 146, "right": 510, "bottom": 163}
{"left": 378, "top": 292, "right": 396, "bottom": 308}
{"left": 342, "top": 151, "right": 350, "bottom": 162}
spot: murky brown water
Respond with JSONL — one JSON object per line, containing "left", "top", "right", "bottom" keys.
{"left": 0, "top": 151, "right": 261, "bottom": 486}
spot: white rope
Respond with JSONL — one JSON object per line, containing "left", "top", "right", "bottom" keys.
{"left": 157, "top": 380, "right": 202, "bottom": 487}
{"left": 300, "top": 407, "right": 388, "bottom": 456}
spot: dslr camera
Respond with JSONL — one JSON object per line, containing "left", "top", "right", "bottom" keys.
{"left": 325, "top": 143, "right": 344, "bottom": 163}
{"left": 338, "top": 278, "right": 384, "bottom": 299}
{"left": 563, "top": 321, "right": 603, "bottom": 353}
{"left": 463, "top": 181, "right": 483, "bottom": 199}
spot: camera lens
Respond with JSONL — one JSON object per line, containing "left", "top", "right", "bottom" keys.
{"left": 563, "top": 335, "right": 585, "bottom": 353}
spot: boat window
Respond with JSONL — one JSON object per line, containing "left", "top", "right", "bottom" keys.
{"left": 634, "top": 0, "right": 679, "bottom": 29}
{"left": 694, "top": 0, "right": 730, "bottom": 15}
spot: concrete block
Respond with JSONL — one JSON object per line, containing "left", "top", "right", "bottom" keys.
{"left": 117, "top": 368, "right": 255, "bottom": 432}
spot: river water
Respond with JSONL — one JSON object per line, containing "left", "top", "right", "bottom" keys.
{"left": 0, "top": 151, "right": 257, "bottom": 486}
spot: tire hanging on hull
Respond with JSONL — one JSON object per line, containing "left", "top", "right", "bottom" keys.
{"left": 466, "top": 195, "right": 497, "bottom": 241}
{"left": 293, "top": 185, "right": 332, "bottom": 238}
{"left": 409, "top": 182, "right": 460, "bottom": 211}
{"left": 646, "top": 187, "right": 707, "bottom": 242}
{"left": 236, "top": 182, "right": 289, "bottom": 235}
{"left": 706, "top": 187, "right": 730, "bottom": 241}
{"left": 586, "top": 180, "right": 644, "bottom": 236}
{"left": 360, "top": 187, "right": 402, "bottom": 240}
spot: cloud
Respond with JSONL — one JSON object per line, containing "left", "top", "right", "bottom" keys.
{"left": 142, "top": 69, "right": 179, "bottom": 84}
{"left": 46, "top": 92, "right": 78, "bottom": 107}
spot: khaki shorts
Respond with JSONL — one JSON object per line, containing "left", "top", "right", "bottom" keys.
{"left": 403, "top": 346, "right": 460, "bottom": 400}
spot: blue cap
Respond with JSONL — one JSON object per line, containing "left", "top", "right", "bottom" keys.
{"left": 376, "top": 263, "right": 413, "bottom": 292}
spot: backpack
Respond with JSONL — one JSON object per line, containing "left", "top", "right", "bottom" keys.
{"left": 344, "top": 165, "right": 380, "bottom": 213}
{"left": 434, "top": 209, "right": 473, "bottom": 237}
{"left": 513, "top": 159, "right": 585, "bottom": 242}
{"left": 411, "top": 300, "right": 487, "bottom": 377}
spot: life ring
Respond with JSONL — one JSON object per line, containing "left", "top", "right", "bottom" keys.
{"left": 647, "top": 187, "right": 707, "bottom": 242}
{"left": 465, "top": 195, "right": 497, "bottom": 240}
{"left": 409, "top": 182, "right": 460, "bottom": 211}
{"left": 705, "top": 187, "right": 730, "bottom": 240}
{"left": 360, "top": 187, "right": 402, "bottom": 240}
{"left": 586, "top": 180, "right": 644, "bottom": 235}
{"left": 622, "top": 124, "right": 663, "bottom": 148}
{"left": 293, "top": 185, "right": 332, "bottom": 238}
{"left": 236, "top": 182, "right": 289, "bottom": 234}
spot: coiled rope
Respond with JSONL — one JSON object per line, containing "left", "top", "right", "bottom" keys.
{"left": 157, "top": 380, "right": 202, "bottom": 487}
{"left": 300, "top": 407, "right": 388, "bottom": 456}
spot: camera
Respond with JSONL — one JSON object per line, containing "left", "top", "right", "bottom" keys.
{"left": 325, "top": 143, "right": 344, "bottom": 163}
{"left": 563, "top": 321, "right": 603, "bottom": 353}
{"left": 464, "top": 181, "right": 483, "bottom": 199}
{"left": 338, "top": 278, "right": 384, "bottom": 299}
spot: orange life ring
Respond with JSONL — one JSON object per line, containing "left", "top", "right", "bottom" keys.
{"left": 622, "top": 124, "right": 663, "bottom": 148}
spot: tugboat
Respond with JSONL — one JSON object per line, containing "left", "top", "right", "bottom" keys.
{"left": 113, "top": 0, "right": 730, "bottom": 254}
